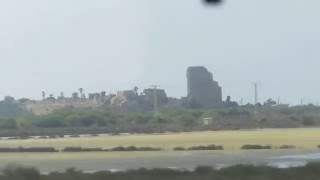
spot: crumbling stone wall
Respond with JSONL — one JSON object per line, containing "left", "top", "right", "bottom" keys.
{"left": 187, "top": 66, "right": 222, "bottom": 108}
{"left": 143, "top": 89, "right": 168, "bottom": 105}
{"left": 110, "top": 90, "right": 137, "bottom": 106}
{"left": 24, "top": 99, "right": 104, "bottom": 115}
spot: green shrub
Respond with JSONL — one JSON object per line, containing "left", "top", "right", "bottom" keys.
{"left": 3, "top": 165, "right": 40, "bottom": 180}
{"left": 0, "top": 118, "right": 18, "bottom": 129}
{"left": 69, "top": 134, "right": 80, "bottom": 138}
{"left": 241, "top": 145, "right": 272, "bottom": 150}
{"left": 4, "top": 163, "right": 320, "bottom": 180}
{"left": 279, "top": 145, "right": 296, "bottom": 149}
{"left": 62, "top": 147, "right": 82, "bottom": 152}
{"left": 187, "top": 144, "right": 223, "bottom": 151}
{"left": 81, "top": 148, "right": 103, "bottom": 152}
{"left": 0, "top": 101, "right": 31, "bottom": 118}
{"left": 176, "top": 114, "right": 197, "bottom": 126}
{"left": 303, "top": 116, "right": 315, "bottom": 126}
{"left": 173, "top": 147, "right": 185, "bottom": 151}
{"left": 32, "top": 115, "right": 66, "bottom": 128}
{"left": 137, "top": 147, "right": 161, "bottom": 151}
{"left": 61, "top": 146, "right": 162, "bottom": 152}
{"left": 194, "top": 166, "right": 214, "bottom": 173}
{"left": 62, "top": 147, "right": 105, "bottom": 152}
{"left": 0, "top": 147, "right": 58, "bottom": 153}
{"left": 110, "top": 146, "right": 161, "bottom": 151}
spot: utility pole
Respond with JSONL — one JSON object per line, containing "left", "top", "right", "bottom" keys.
{"left": 254, "top": 82, "right": 258, "bottom": 105}
{"left": 253, "top": 82, "right": 258, "bottom": 123}
{"left": 151, "top": 85, "right": 160, "bottom": 116}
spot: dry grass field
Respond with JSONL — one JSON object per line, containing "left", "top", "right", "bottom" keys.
{"left": 1, "top": 128, "right": 320, "bottom": 151}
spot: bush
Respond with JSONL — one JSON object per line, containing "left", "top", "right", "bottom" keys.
{"left": 130, "top": 113, "right": 153, "bottom": 125}
{"left": 62, "top": 147, "right": 104, "bottom": 152}
{"left": 137, "top": 147, "right": 162, "bottom": 151}
{"left": 69, "top": 134, "right": 80, "bottom": 138}
{"left": 0, "top": 118, "right": 17, "bottom": 129}
{"left": 61, "top": 146, "right": 161, "bottom": 152}
{"left": 62, "top": 147, "right": 82, "bottom": 152}
{"left": 0, "top": 101, "right": 31, "bottom": 118}
{"left": 0, "top": 147, "right": 58, "bottom": 153}
{"left": 5, "top": 163, "right": 320, "bottom": 180}
{"left": 32, "top": 116, "right": 66, "bottom": 128}
{"left": 110, "top": 146, "right": 126, "bottom": 151}
{"left": 241, "top": 145, "right": 272, "bottom": 150}
{"left": 3, "top": 165, "right": 40, "bottom": 180}
{"left": 187, "top": 144, "right": 223, "bottom": 151}
{"left": 83, "top": 148, "right": 103, "bottom": 151}
{"left": 62, "top": 147, "right": 105, "bottom": 152}
{"left": 17, "top": 136, "right": 31, "bottom": 140}
{"left": 279, "top": 145, "right": 296, "bottom": 149}
{"left": 60, "top": 147, "right": 96, "bottom": 152}
{"left": 110, "top": 146, "right": 161, "bottom": 151}
{"left": 175, "top": 114, "right": 197, "bottom": 126}
{"left": 194, "top": 166, "right": 214, "bottom": 173}
{"left": 303, "top": 116, "right": 315, "bottom": 126}
{"left": 174, "top": 145, "right": 224, "bottom": 151}
{"left": 173, "top": 147, "right": 185, "bottom": 151}
{"left": 217, "top": 109, "right": 250, "bottom": 117}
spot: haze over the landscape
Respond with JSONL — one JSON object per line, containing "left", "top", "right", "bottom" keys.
{"left": 1, "top": 0, "right": 320, "bottom": 105}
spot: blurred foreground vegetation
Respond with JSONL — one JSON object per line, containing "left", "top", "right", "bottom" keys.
{"left": 3, "top": 163, "right": 320, "bottom": 180}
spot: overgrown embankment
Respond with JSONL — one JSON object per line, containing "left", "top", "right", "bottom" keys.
{"left": 1, "top": 106, "right": 320, "bottom": 137}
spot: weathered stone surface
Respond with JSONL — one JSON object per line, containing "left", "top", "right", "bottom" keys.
{"left": 110, "top": 90, "right": 137, "bottom": 106}
{"left": 143, "top": 88, "right": 168, "bottom": 105}
{"left": 23, "top": 99, "right": 104, "bottom": 115}
{"left": 187, "top": 66, "right": 222, "bottom": 108}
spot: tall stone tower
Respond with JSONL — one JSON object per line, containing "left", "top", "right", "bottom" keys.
{"left": 187, "top": 66, "right": 222, "bottom": 108}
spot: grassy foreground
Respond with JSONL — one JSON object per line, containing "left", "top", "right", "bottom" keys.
{"left": 1, "top": 128, "right": 320, "bottom": 151}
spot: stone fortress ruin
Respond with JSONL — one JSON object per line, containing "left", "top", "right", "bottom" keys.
{"left": 186, "top": 66, "right": 222, "bottom": 108}
{"left": 6, "top": 66, "right": 224, "bottom": 115}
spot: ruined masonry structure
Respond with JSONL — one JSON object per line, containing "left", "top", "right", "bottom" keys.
{"left": 187, "top": 66, "right": 222, "bottom": 108}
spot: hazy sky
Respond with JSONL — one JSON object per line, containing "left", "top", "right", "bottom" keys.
{"left": 1, "top": 0, "right": 320, "bottom": 105}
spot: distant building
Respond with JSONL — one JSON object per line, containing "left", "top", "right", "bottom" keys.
{"left": 186, "top": 66, "right": 222, "bottom": 108}
{"left": 110, "top": 89, "right": 168, "bottom": 108}
{"left": 110, "top": 90, "right": 138, "bottom": 106}
{"left": 4, "top": 96, "right": 15, "bottom": 103}
{"left": 142, "top": 88, "right": 168, "bottom": 105}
